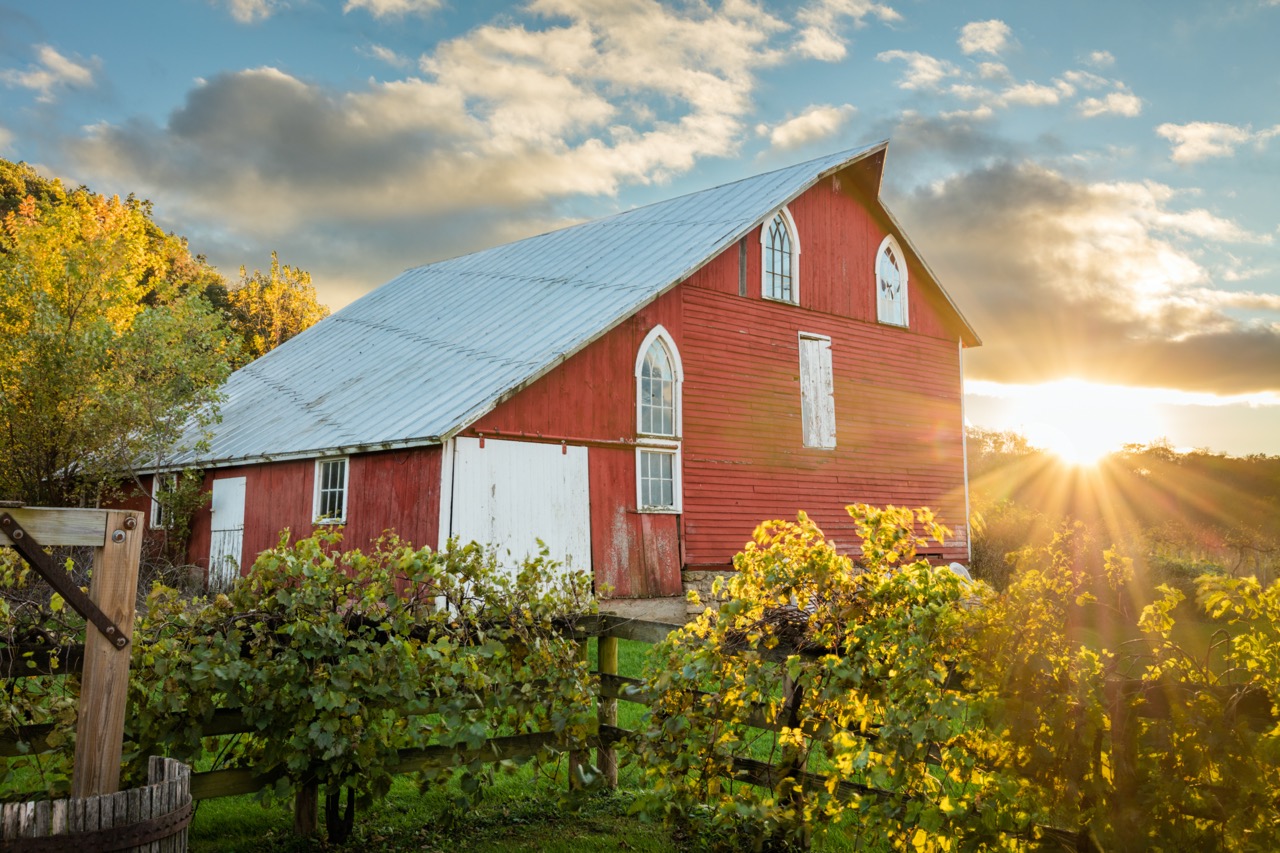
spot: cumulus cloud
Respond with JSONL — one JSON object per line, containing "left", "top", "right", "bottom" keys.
{"left": 68, "top": 1, "right": 799, "bottom": 296}
{"left": 221, "top": 0, "right": 283, "bottom": 23}
{"left": 1156, "top": 120, "right": 1280, "bottom": 163}
{"left": 757, "top": 103, "right": 856, "bottom": 151}
{"left": 794, "top": 0, "right": 901, "bottom": 61}
{"left": 958, "top": 20, "right": 1011, "bottom": 56}
{"left": 344, "top": 0, "right": 443, "bottom": 18}
{"left": 1078, "top": 88, "right": 1142, "bottom": 118}
{"left": 893, "top": 162, "right": 1280, "bottom": 394}
{"left": 0, "top": 44, "right": 96, "bottom": 102}
{"left": 1086, "top": 50, "right": 1115, "bottom": 67}
{"left": 877, "top": 49, "right": 956, "bottom": 90}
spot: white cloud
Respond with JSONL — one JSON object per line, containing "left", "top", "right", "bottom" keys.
{"left": 977, "top": 61, "right": 1009, "bottom": 80}
{"left": 71, "top": 1, "right": 796, "bottom": 244}
{"left": 0, "top": 125, "right": 12, "bottom": 154}
{"left": 1086, "top": 50, "right": 1115, "bottom": 67}
{"left": 0, "top": 44, "right": 95, "bottom": 103}
{"left": 998, "top": 80, "right": 1067, "bottom": 107}
{"left": 362, "top": 44, "right": 412, "bottom": 68}
{"left": 794, "top": 0, "right": 901, "bottom": 61}
{"left": 958, "top": 20, "right": 1011, "bottom": 56}
{"left": 1078, "top": 89, "right": 1142, "bottom": 118}
{"left": 757, "top": 103, "right": 856, "bottom": 151}
{"left": 1157, "top": 121, "right": 1280, "bottom": 163}
{"left": 222, "top": 0, "right": 283, "bottom": 23}
{"left": 1062, "top": 69, "right": 1109, "bottom": 89}
{"left": 876, "top": 49, "right": 956, "bottom": 90}
{"left": 344, "top": 0, "right": 443, "bottom": 18}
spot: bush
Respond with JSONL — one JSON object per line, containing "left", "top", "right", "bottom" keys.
{"left": 126, "top": 530, "right": 598, "bottom": 840}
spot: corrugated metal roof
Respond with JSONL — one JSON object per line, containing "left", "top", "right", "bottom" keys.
{"left": 164, "top": 143, "right": 907, "bottom": 469}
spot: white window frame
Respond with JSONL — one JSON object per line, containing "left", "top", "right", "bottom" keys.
{"left": 150, "top": 472, "right": 178, "bottom": 530}
{"left": 761, "top": 206, "right": 801, "bottom": 305}
{"left": 798, "top": 332, "right": 836, "bottom": 449}
{"left": 636, "top": 442, "right": 682, "bottom": 514}
{"left": 634, "top": 326, "right": 683, "bottom": 513}
{"left": 312, "top": 456, "right": 349, "bottom": 524}
{"left": 875, "top": 234, "right": 909, "bottom": 328}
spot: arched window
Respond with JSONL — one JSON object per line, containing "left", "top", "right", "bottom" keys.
{"left": 876, "top": 234, "right": 909, "bottom": 327}
{"left": 762, "top": 207, "right": 800, "bottom": 304}
{"left": 639, "top": 338, "right": 676, "bottom": 436}
{"left": 635, "top": 326, "right": 682, "bottom": 512}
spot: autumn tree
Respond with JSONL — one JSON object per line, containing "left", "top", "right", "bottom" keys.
{"left": 0, "top": 191, "right": 234, "bottom": 506}
{"left": 226, "top": 251, "right": 329, "bottom": 368}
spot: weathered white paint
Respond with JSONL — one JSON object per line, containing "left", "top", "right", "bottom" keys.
{"left": 437, "top": 437, "right": 455, "bottom": 552}
{"left": 799, "top": 333, "right": 836, "bottom": 449}
{"left": 208, "top": 476, "right": 246, "bottom": 591}
{"left": 451, "top": 437, "right": 591, "bottom": 580}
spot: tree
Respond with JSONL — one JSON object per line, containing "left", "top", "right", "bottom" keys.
{"left": 226, "top": 252, "right": 329, "bottom": 368}
{"left": 0, "top": 191, "right": 234, "bottom": 506}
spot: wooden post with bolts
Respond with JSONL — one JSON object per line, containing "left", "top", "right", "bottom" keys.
{"left": 1, "top": 505, "right": 144, "bottom": 796}
{"left": 71, "top": 509, "right": 144, "bottom": 797}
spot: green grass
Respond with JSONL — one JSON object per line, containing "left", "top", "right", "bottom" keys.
{"left": 189, "top": 769, "right": 676, "bottom": 852}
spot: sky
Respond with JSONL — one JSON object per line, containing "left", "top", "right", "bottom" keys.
{"left": 1, "top": 0, "right": 1278, "bottom": 458}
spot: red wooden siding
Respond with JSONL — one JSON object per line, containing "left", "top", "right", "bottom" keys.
{"left": 677, "top": 284, "right": 967, "bottom": 565}
{"left": 589, "top": 446, "right": 682, "bottom": 598}
{"left": 184, "top": 446, "right": 442, "bottom": 581}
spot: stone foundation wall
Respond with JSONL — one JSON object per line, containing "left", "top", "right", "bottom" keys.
{"left": 681, "top": 568, "right": 736, "bottom": 615}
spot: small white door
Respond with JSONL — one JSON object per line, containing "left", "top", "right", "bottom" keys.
{"left": 209, "top": 476, "right": 246, "bottom": 592}
{"left": 451, "top": 437, "right": 591, "bottom": 582}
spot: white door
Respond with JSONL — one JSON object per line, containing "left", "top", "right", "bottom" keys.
{"left": 209, "top": 476, "right": 246, "bottom": 592}
{"left": 451, "top": 437, "right": 591, "bottom": 581}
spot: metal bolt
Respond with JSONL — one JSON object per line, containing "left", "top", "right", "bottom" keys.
{"left": 12, "top": 528, "right": 22, "bottom": 540}
{"left": 111, "top": 530, "right": 126, "bottom": 543}
{"left": 116, "top": 637, "right": 127, "bottom": 648}
{"left": 0, "top": 516, "right": 10, "bottom": 527}
{"left": 124, "top": 516, "right": 137, "bottom": 530}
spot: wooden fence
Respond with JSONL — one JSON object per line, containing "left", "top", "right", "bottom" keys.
{"left": 2, "top": 612, "right": 1274, "bottom": 846}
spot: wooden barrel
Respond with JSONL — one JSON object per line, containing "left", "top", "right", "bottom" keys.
{"left": 0, "top": 757, "right": 191, "bottom": 852}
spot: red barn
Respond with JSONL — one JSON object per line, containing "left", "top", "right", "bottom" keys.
{"left": 142, "top": 143, "right": 980, "bottom": 597}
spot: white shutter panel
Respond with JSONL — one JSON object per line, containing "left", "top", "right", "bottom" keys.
{"left": 799, "top": 334, "right": 836, "bottom": 449}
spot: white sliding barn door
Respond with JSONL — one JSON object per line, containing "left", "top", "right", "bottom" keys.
{"left": 451, "top": 437, "right": 591, "bottom": 580}
{"left": 208, "top": 476, "right": 246, "bottom": 592}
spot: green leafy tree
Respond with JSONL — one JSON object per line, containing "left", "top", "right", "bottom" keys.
{"left": 226, "top": 251, "right": 329, "bottom": 368}
{"left": 0, "top": 191, "right": 234, "bottom": 505}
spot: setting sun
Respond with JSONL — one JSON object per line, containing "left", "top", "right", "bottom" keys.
{"left": 968, "top": 379, "right": 1167, "bottom": 465}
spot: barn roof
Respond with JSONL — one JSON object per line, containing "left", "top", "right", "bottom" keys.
{"left": 162, "top": 141, "right": 978, "bottom": 470}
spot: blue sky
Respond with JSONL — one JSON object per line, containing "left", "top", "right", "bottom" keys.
{"left": 2, "top": 0, "right": 1278, "bottom": 457}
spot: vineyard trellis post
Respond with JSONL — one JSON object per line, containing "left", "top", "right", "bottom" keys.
{"left": 0, "top": 503, "right": 144, "bottom": 798}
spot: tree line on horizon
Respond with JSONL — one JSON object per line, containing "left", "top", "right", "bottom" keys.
{"left": 965, "top": 425, "right": 1280, "bottom": 607}
{"left": 0, "top": 158, "right": 329, "bottom": 508}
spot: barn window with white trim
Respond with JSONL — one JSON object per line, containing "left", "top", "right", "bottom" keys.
{"left": 313, "top": 457, "right": 348, "bottom": 523}
{"left": 876, "top": 234, "right": 909, "bottom": 327}
{"left": 762, "top": 207, "right": 800, "bottom": 304}
{"left": 635, "top": 327, "right": 683, "bottom": 512}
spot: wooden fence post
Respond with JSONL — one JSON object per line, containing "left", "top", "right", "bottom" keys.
{"left": 569, "top": 637, "right": 588, "bottom": 791}
{"left": 71, "top": 509, "right": 143, "bottom": 798}
{"left": 597, "top": 634, "right": 618, "bottom": 789}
